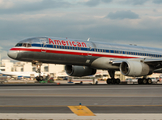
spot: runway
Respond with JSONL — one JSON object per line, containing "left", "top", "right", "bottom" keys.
{"left": 1, "top": 84, "right": 162, "bottom": 119}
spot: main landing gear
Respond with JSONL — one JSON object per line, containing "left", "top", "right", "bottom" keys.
{"left": 106, "top": 70, "right": 120, "bottom": 84}
{"left": 138, "top": 78, "right": 152, "bottom": 84}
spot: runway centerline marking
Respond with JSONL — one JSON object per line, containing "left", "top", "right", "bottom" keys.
{"left": 68, "top": 106, "right": 95, "bottom": 116}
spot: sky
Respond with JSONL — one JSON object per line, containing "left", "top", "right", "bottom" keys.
{"left": 0, "top": 0, "right": 162, "bottom": 59}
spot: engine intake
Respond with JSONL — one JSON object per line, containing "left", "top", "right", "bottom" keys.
{"left": 120, "top": 61, "right": 153, "bottom": 77}
{"left": 65, "top": 65, "right": 96, "bottom": 77}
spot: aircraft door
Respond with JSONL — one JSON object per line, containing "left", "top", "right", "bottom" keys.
{"left": 40, "top": 38, "right": 48, "bottom": 52}
{"left": 87, "top": 42, "right": 93, "bottom": 56}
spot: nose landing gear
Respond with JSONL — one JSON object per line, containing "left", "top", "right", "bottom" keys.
{"left": 32, "top": 61, "right": 43, "bottom": 82}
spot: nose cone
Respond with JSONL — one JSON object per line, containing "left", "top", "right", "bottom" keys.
{"left": 7, "top": 50, "right": 19, "bottom": 59}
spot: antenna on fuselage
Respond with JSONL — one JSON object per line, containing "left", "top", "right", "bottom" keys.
{"left": 87, "top": 38, "right": 90, "bottom": 41}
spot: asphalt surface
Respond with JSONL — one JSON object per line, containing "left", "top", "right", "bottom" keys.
{"left": 1, "top": 84, "right": 162, "bottom": 113}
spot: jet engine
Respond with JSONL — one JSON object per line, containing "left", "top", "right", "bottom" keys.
{"left": 65, "top": 65, "right": 96, "bottom": 77}
{"left": 120, "top": 61, "right": 153, "bottom": 77}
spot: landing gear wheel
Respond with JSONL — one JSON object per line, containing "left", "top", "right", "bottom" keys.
{"left": 147, "top": 78, "right": 152, "bottom": 84}
{"left": 36, "top": 76, "right": 43, "bottom": 81}
{"left": 143, "top": 79, "right": 147, "bottom": 84}
{"left": 107, "top": 78, "right": 120, "bottom": 84}
{"left": 107, "top": 79, "right": 112, "bottom": 84}
{"left": 33, "top": 62, "right": 43, "bottom": 82}
{"left": 115, "top": 78, "right": 120, "bottom": 84}
{"left": 138, "top": 79, "right": 143, "bottom": 84}
{"left": 112, "top": 79, "right": 116, "bottom": 84}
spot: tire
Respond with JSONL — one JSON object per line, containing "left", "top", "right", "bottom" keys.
{"left": 36, "top": 76, "right": 40, "bottom": 81}
{"left": 112, "top": 79, "right": 116, "bottom": 84}
{"left": 115, "top": 79, "right": 120, "bottom": 84}
{"left": 39, "top": 76, "right": 43, "bottom": 81}
{"left": 143, "top": 79, "right": 147, "bottom": 84}
{"left": 107, "top": 79, "right": 112, "bottom": 84}
{"left": 36, "top": 76, "right": 43, "bottom": 81}
{"left": 147, "top": 78, "right": 152, "bottom": 84}
{"left": 138, "top": 79, "right": 142, "bottom": 84}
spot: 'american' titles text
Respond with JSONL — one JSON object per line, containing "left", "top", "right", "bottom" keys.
{"left": 49, "top": 38, "right": 87, "bottom": 47}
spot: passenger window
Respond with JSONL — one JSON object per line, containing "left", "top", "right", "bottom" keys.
{"left": 23, "top": 43, "right": 27, "bottom": 47}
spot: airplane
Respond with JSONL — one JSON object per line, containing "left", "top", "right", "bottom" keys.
{"left": 0, "top": 70, "right": 45, "bottom": 79}
{"left": 7, "top": 37, "right": 162, "bottom": 84}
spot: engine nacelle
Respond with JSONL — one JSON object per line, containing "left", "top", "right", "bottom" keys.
{"left": 65, "top": 65, "right": 96, "bottom": 77}
{"left": 120, "top": 61, "right": 153, "bottom": 77}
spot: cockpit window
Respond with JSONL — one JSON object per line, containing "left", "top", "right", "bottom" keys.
{"left": 15, "top": 37, "right": 48, "bottom": 47}
{"left": 15, "top": 43, "right": 31, "bottom": 47}
{"left": 15, "top": 43, "right": 23, "bottom": 47}
{"left": 28, "top": 43, "right": 31, "bottom": 47}
{"left": 22, "top": 43, "right": 31, "bottom": 47}
{"left": 23, "top": 43, "right": 26, "bottom": 47}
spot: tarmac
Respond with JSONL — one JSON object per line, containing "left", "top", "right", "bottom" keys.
{"left": 0, "top": 81, "right": 162, "bottom": 119}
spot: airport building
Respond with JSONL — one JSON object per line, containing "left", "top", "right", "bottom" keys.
{"left": 0, "top": 59, "right": 64, "bottom": 73}
{"left": 0, "top": 59, "right": 65, "bottom": 78}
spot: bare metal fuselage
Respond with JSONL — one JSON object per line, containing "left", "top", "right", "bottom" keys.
{"left": 8, "top": 37, "right": 162, "bottom": 70}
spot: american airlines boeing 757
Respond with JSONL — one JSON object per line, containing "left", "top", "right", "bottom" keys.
{"left": 7, "top": 37, "right": 162, "bottom": 84}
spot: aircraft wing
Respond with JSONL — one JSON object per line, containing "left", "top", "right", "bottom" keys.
{"left": 143, "top": 58, "right": 162, "bottom": 63}
{"left": 107, "top": 58, "right": 162, "bottom": 75}
{"left": 109, "top": 58, "right": 162, "bottom": 72}
{"left": 110, "top": 58, "right": 162, "bottom": 65}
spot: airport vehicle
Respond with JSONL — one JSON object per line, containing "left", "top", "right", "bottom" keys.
{"left": 68, "top": 76, "right": 98, "bottom": 84}
{"left": 149, "top": 77, "right": 158, "bottom": 84}
{"left": 7, "top": 37, "right": 162, "bottom": 84}
{"left": 125, "top": 78, "right": 138, "bottom": 84}
{"left": 0, "top": 76, "right": 10, "bottom": 84}
{"left": 158, "top": 75, "right": 162, "bottom": 82}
